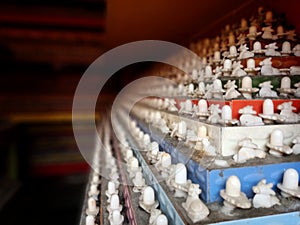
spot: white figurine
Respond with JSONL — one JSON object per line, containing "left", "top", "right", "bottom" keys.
{"left": 146, "top": 142, "right": 160, "bottom": 164}
{"left": 247, "top": 25, "right": 262, "bottom": 40}
{"left": 238, "top": 44, "right": 254, "bottom": 59}
{"left": 219, "top": 105, "right": 239, "bottom": 126}
{"left": 196, "top": 82, "right": 206, "bottom": 97}
{"left": 196, "top": 99, "right": 210, "bottom": 119}
{"left": 169, "top": 163, "right": 191, "bottom": 198}
{"left": 277, "top": 101, "right": 300, "bottom": 123}
{"left": 290, "top": 66, "right": 300, "bottom": 75}
{"left": 149, "top": 209, "right": 168, "bottom": 225}
{"left": 259, "top": 57, "right": 281, "bottom": 75}
{"left": 222, "top": 59, "right": 233, "bottom": 76}
{"left": 224, "top": 80, "right": 241, "bottom": 99}
{"left": 132, "top": 171, "right": 146, "bottom": 193}
{"left": 294, "top": 82, "right": 300, "bottom": 97}
{"left": 281, "top": 41, "right": 292, "bottom": 55}
{"left": 277, "top": 76, "right": 294, "bottom": 97}
{"left": 266, "top": 129, "right": 293, "bottom": 156}
{"left": 227, "top": 45, "right": 239, "bottom": 59}
{"left": 170, "top": 121, "right": 187, "bottom": 141}
{"left": 207, "top": 104, "right": 221, "bottom": 124}
{"left": 232, "top": 61, "right": 247, "bottom": 77}
{"left": 211, "top": 79, "right": 225, "bottom": 99}
{"left": 259, "top": 99, "right": 278, "bottom": 124}
{"left": 179, "top": 99, "right": 194, "bottom": 115}
{"left": 292, "top": 135, "right": 300, "bottom": 154}
{"left": 265, "top": 42, "right": 281, "bottom": 56}
{"left": 244, "top": 58, "right": 260, "bottom": 75}
{"left": 252, "top": 41, "right": 264, "bottom": 54}
{"left": 238, "top": 76, "right": 259, "bottom": 99}
{"left": 261, "top": 26, "right": 275, "bottom": 40}
{"left": 277, "top": 168, "right": 300, "bottom": 198}
{"left": 252, "top": 179, "right": 280, "bottom": 208}
{"left": 293, "top": 44, "right": 300, "bottom": 56}
{"left": 109, "top": 210, "right": 124, "bottom": 225}
{"left": 239, "top": 105, "right": 264, "bottom": 126}
{"left": 182, "top": 183, "right": 209, "bottom": 223}
{"left": 86, "top": 197, "right": 99, "bottom": 216}
{"left": 233, "top": 137, "right": 266, "bottom": 163}
{"left": 220, "top": 176, "right": 251, "bottom": 211}
{"left": 156, "top": 152, "right": 172, "bottom": 178}
{"left": 258, "top": 81, "right": 278, "bottom": 98}
{"left": 139, "top": 186, "right": 159, "bottom": 213}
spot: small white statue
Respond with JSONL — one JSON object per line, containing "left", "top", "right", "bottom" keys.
{"left": 252, "top": 179, "right": 280, "bottom": 208}
{"left": 286, "top": 29, "right": 297, "bottom": 41}
{"left": 233, "top": 137, "right": 266, "bottom": 163}
{"left": 264, "top": 42, "right": 281, "bottom": 56}
{"left": 207, "top": 104, "right": 221, "bottom": 124}
{"left": 238, "top": 44, "right": 254, "bottom": 59}
{"left": 261, "top": 26, "right": 275, "bottom": 39}
{"left": 294, "top": 82, "right": 300, "bottom": 97}
{"left": 277, "top": 168, "right": 300, "bottom": 198}
{"left": 259, "top": 57, "right": 281, "bottom": 75}
{"left": 170, "top": 120, "right": 187, "bottom": 141}
{"left": 168, "top": 163, "right": 191, "bottom": 198}
{"left": 292, "top": 135, "right": 300, "bottom": 154}
{"left": 293, "top": 44, "right": 300, "bottom": 56}
{"left": 258, "top": 81, "right": 278, "bottom": 98}
{"left": 247, "top": 25, "right": 262, "bottom": 40}
{"left": 232, "top": 61, "right": 247, "bottom": 77}
{"left": 182, "top": 183, "right": 209, "bottom": 223}
{"left": 204, "top": 83, "right": 214, "bottom": 99}
{"left": 211, "top": 79, "right": 225, "bottom": 99}
{"left": 277, "top": 101, "right": 300, "bottom": 123}
{"left": 290, "top": 66, "right": 300, "bottom": 75}
{"left": 224, "top": 80, "right": 241, "bottom": 99}
{"left": 220, "top": 176, "right": 251, "bottom": 212}
{"left": 266, "top": 129, "right": 293, "bottom": 157}
{"left": 239, "top": 106, "right": 264, "bottom": 126}
{"left": 139, "top": 186, "right": 159, "bottom": 213}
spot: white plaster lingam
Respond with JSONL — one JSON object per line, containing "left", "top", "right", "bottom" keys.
{"left": 182, "top": 183, "right": 209, "bottom": 223}
{"left": 132, "top": 171, "right": 146, "bottom": 193}
{"left": 86, "top": 197, "right": 99, "bottom": 216}
{"left": 238, "top": 76, "right": 259, "bottom": 99}
{"left": 204, "top": 65, "right": 213, "bottom": 77}
{"left": 106, "top": 181, "right": 118, "bottom": 202}
{"left": 258, "top": 81, "right": 278, "bottom": 98}
{"left": 277, "top": 101, "right": 300, "bottom": 123}
{"left": 281, "top": 41, "right": 292, "bottom": 55}
{"left": 219, "top": 105, "right": 239, "bottom": 125}
{"left": 258, "top": 99, "right": 278, "bottom": 123}
{"left": 88, "top": 184, "right": 99, "bottom": 197}
{"left": 220, "top": 176, "right": 251, "bottom": 210}
{"left": 107, "top": 194, "right": 122, "bottom": 213}
{"left": 196, "top": 82, "right": 206, "bottom": 97}
{"left": 277, "top": 77, "right": 294, "bottom": 97}
{"left": 196, "top": 99, "right": 210, "bottom": 119}
{"left": 179, "top": 99, "right": 193, "bottom": 115}
{"left": 156, "top": 152, "right": 172, "bottom": 178}
{"left": 109, "top": 210, "right": 124, "bottom": 225}
{"left": 86, "top": 215, "right": 96, "bottom": 225}
{"left": 277, "top": 168, "right": 300, "bottom": 198}
{"left": 227, "top": 45, "right": 239, "bottom": 59}
{"left": 149, "top": 209, "right": 162, "bottom": 225}
{"left": 141, "top": 134, "right": 151, "bottom": 151}
{"left": 211, "top": 79, "right": 225, "bottom": 99}
{"left": 224, "top": 80, "right": 241, "bottom": 100}
{"left": 139, "top": 186, "right": 159, "bottom": 213}
{"left": 146, "top": 142, "right": 160, "bottom": 164}
{"left": 239, "top": 105, "right": 264, "bottom": 126}
{"left": 252, "top": 179, "right": 280, "bottom": 208}
{"left": 247, "top": 25, "right": 262, "bottom": 40}
{"left": 233, "top": 137, "right": 266, "bottom": 163}
{"left": 127, "top": 157, "right": 142, "bottom": 178}
{"left": 153, "top": 214, "right": 168, "bottom": 225}
{"left": 170, "top": 121, "right": 187, "bottom": 141}
{"left": 244, "top": 58, "right": 260, "bottom": 75}
{"left": 222, "top": 59, "right": 233, "bottom": 76}
{"left": 262, "top": 26, "right": 275, "bottom": 40}
{"left": 252, "top": 41, "right": 264, "bottom": 54}
{"left": 266, "top": 129, "right": 293, "bottom": 157}
{"left": 169, "top": 163, "right": 190, "bottom": 198}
